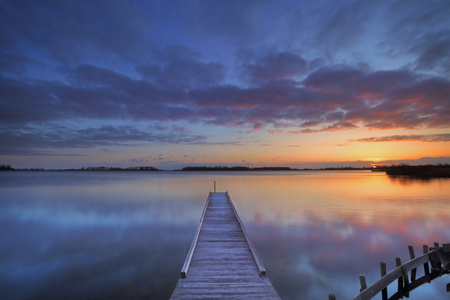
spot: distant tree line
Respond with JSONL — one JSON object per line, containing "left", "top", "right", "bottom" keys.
{"left": 0, "top": 165, "right": 160, "bottom": 171}
{"left": 0, "top": 164, "right": 14, "bottom": 170}
{"left": 180, "top": 166, "right": 295, "bottom": 171}
{"left": 386, "top": 164, "right": 450, "bottom": 178}
{"left": 4, "top": 164, "right": 449, "bottom": 176}
{"left": 322, "top": 166, "right": 370, "bottom": 170}
{"left": 83, "top": 166, "right": 160, "bottom": 171}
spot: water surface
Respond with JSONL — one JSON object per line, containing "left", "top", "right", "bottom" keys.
{"left": 0, "top": 170, "right": 449, "bottom": 299}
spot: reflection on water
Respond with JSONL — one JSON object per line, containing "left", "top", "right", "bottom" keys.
{"left": 0, "top": 171, "right": 449, "bottom": 299}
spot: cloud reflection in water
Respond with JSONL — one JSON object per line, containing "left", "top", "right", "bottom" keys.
{"left": 0, "top": 171, "right": 449, "bottom": 299}
{"left": 0, "top": 172, "right": 207, "bottom": 299}
{"left": 230, "top": 172, "right": 450, "bottom": 299}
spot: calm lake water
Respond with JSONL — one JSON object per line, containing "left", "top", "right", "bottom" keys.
{"left": 0, "top": 170, "right": 449, "bottom": 299}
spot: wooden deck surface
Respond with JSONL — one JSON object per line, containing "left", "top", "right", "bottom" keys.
{"left": 170, "top": 192, "right": 280, "bottom": 299}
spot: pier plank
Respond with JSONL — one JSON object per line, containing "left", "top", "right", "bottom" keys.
{"left": 170, "top": 192, "right": 280, "bottom": 299}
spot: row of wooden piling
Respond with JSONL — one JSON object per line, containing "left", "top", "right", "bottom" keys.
{"left": 329, "top": 242, "right": 450, "bottom": 300}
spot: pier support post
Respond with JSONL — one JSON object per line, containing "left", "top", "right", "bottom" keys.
{"left": 430, "top": 243, "right": 441, "bottom": 269}
{"left": 395, "top": 258, "right": 403, "bottom": 293}
{"left": 444, "top": 243, "right": 450, "bottom": 253}
{"left": 349, "top": 243, "right": 450, "bottom": 300}
{"left": 423, "top": 245, "right": 430, "bottom": 280}
{"left": 359, "top": 275, "right": 367, "bottom": 292}
{"left": 409, "top": 245, "right": 416, "bottom": 282}
{"left": 396, "top": 257, "right": 410, "bottom": 298}
{"left": 381, "top": 262, "right": 388, "bottom": 300}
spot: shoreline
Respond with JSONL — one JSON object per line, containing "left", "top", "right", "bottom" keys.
{"left": 0, "top": 166, "right": 374, "bottom": 172}
{"left": 386, "top": 164, "right": 450, "bottom": 178}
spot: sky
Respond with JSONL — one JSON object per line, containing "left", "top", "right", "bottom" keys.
{"left": 1, "top": 0, "right": 449, "bottom": 170}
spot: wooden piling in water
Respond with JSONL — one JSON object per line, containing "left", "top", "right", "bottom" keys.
{"left": 380, "top": 262, "right": 387, "bottom": 300}
{"left": 346, "top": 243, "right": 450, "bottom": 300}
{"left": 423, "top": 244, "right": 430, "bottom": 279}
{"left": 359, "top": 275, "right": 367, "bottom": 292}
{"left": 408, "top": 245, "right": 416, "bottom": 282}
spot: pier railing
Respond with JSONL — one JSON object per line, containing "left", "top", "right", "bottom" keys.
{"left": 180, "top": 192, "right": 212, "bottom": 278}
{"left": 329, "top": 242, "right": 450, "bottom": 300}
{"left": 179, "top": 191, "right": 268, "bottom": 278}
{"left": 226, "top": 192, "right": 267, "bottom": 276}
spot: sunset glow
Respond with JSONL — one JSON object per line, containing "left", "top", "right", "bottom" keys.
{"left": 1, "top": 1, "right": 449, "bottom": 169}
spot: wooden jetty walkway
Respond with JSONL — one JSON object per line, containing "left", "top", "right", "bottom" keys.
{"left": 170, "top": 192, "right": 280, "bottom": 299}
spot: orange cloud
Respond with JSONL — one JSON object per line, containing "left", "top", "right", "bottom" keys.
{"left": 267, "top": 129, "right": 284, "bottom": 134}
{"left": 351, "top": 133, "right": 450, "bottom": 143}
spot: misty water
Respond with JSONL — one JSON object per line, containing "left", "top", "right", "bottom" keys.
{"left": 0, "top": 170, "right": 449, "bottom": 299}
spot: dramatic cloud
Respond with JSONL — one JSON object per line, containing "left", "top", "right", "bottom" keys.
{"left": 0, "top": 123, "right": 207, "bottom": 156}
{"left": 381, "top": 0, "right": 450, "bottom": 75}
{"left": 352, "top": 134, "right": 450, "bottom": 143}
{"left": 1, "top": 0, "right": 449, "bottom": 167}
{"left": 137, "top": 59, "right": 226, "bottom": 89}
{"left": 1, "top": 62, "right": 449, "bottom": 155}
{"left": 244, "top": 52, "right": 307, "bottom": 83}
{"left": 0, "top": 0, "right": 153, "bottom": 65}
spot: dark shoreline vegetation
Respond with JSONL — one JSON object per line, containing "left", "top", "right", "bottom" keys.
{"left": 0, "top": 164, "right": 373, "bottom": 172}
{"left": 385, "top": 164, "right": 450, "bottom": 178}
{"left": 0, "top": 164, "right": 161, "bottom": 172}
{"left": 1, "top": 164, "right": 449, "bottom": 177}
{"left": 180, "top": 166, "right": 297, "bottom": 171}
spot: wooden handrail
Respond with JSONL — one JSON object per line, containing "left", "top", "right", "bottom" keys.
{"left": 180, "top": 192, "right": 212, "bottom": 278}
{"left": 329, "top": 243, "right": 450, "bottom": 300}
{"left": 226, "top": 191, "right": 267, "bottom": 277}
{"left": 352, "top": 252, "right": 431, "bottom": 300}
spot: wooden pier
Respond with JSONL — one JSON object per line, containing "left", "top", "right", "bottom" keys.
{"left": 329, "top": 242, "right": 450, "bottom": 300}
{"left": 170, "top": 192, "right": 280, "bottom": 299}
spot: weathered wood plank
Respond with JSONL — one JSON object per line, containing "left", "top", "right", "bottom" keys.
{"left": 170, "top": 192, "right": 280, "bottom": 299}
{"left": 351, "top": 246, "right": 450, "bottom": 300}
